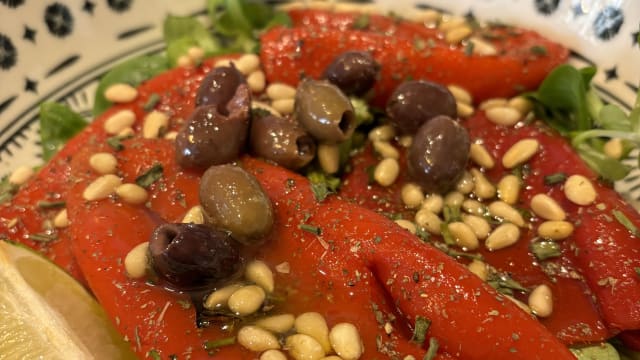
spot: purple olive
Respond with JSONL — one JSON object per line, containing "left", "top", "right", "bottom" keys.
{"left": 386, "top": 80, "right": 457, "bottom": 134}
{"left": 195, "top": 65, "right": 247, "bottom": 114}
{"left": 148, "top": 223, "right": 242, "bottom": 290}
{"left": 323, "top": 51, "right": 380, "bottom": 96}
{"left": 250, "top": 114, "right": 316, "bottom": 169}
{"left": 407, "top": 115, "right": 470, "bottom": 194}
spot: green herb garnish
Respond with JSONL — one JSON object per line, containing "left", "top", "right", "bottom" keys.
{"left": 530, "top": 45, "right": 547, "bottom": 56}
{"left": 37, "top": 200, "right": 66, "bottom": 209}
{"left": 203, "top": 336, "right": 236, "bottom": 352}
{"left": 28, "top": 233, "right": 57, "bottom": 243}
{"left": 352, "top": 14, "right": 370, "bottom": 30}
{"left": 411, "top": 316, "right": 431, "bottom": 346}
{"left": 307, "top": 171, "right": 341, "bottom": 202}
{"left": 487, "top": 272, "right": 527, "bottom": 296}
{"left": 543, "top": 172, "right": 567, "bottom": 185}
{"left": 424, "top": 337, "right": 440, "bottom": 360}
{"left": 106, "top": 135, "right": 130, "bottom": 151}
{"left": 298, "top": 223, "right": 321, "bottom": 235}
{"left": 530, "top": 239, "right": 562, "bottom": 260}
{"left": 147, "top": 349, "right": 161, "bottom": 360}
{"left": 135, "top": 164, "right": 164, "bottom": 188}
{"left": 0, "top": 176, "right": 19, "bottom": 205}
{"left": 143, "top": 93, "right": 161, "bottom": 112}
{"left": 612, "top": 210, "right": 639, "bottom": 237}
{"left": 39, "top": 102, "right": 88, "bottom": 161}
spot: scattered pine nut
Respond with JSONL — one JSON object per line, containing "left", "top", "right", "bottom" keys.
{"left": 89, "top": 152, "right": 118, "bottom": 175}
{"left": 479, "top": 98, "right": 508, "bottom": 111}
{"left": 462, "top": 214, "right": 491, "bottom": 240}
{"left": 411, "top": 9, "right": 441, "bottom": 24}
{"left": 83, "top": 174, "right": 122, "bottom": 201}
{"left": 295, "top": 312, "right": 332, "bottom": 354}
{"left": 438, "top": 16, "right": 467, "bottom": 32}
{"left": 485, "top": 223, "right": 521, "bottom": 250}
{"left": 187, "top": 46, "right": 205, "bottom": 62}
{"left": 275, "top": 262, "right": 290, "bottom": 274}
{"left": 530, "top": 194, "right": 566, "bottom": 221}
{"left": 104, "top": 109, "right": 136, "bottom": 135}
{"left": 235, "top": 53, "right": 261, "bottom": 75}
{"left": 228, "top": 285, "right": 266, "bottom": 316}
{"left": 508, "top": 96, "right": 533, "bottom": 115}
{"left": 53, "top": 209, "right": 69, "bottom": 228}
{"left": 266, "top": 83, "right": 296, "bottom": 100}
{"left": 469, "top": 143, "right": 495, "bottom": 169}
{"left": 485, "top": 106, "right": 521, "bottom": 126}
{"left": 373, "top": 140, "right": 400, "bottom": 159}
{"left": 422, "top": 194, "right": 443, "bottom": 214}
{"left": 214, "top": 58, "right": 233, "bottom": 68}
{"left": 564, "top": 175, "right": 597, "bottom": 206}
{"left": 469, "top": 37, "right": 497, "bottom": 56}
{"left": 448, "top": 85, "right": 472, "bottom": 105}
{"left": 142, "top": 111, "right": 169, "bottom": 139}
{"left": 8, "top": 166, "right": 34, "bottom": 185}
{"left": 368, "top": 125, "right": 395, "bottom": 142}
{"left": 603, "top": 138, "right": 624, "bottom": 159}
{"left": 447, "top": 221, "right": 479, "bottom": 250}
{"left": 502, "top": 138, "right": 539, "bottom": 169}
{"left": 488, "top": 201, "right": 525, "bottom": 227}
{"left": 397, "top": 135, "right": 413, "bottom": 148}
{"left": 286, "top": 334, "right": 326, "bottom": 360}
{"left": 271, "top": 98, "right": 295, "bottom": 115}
{"left": 329, "top": 323, "right": 364, "bottom": 360}
{"left": 537, "top": 221, "right": 574, "bottom": 240}
{"left": 124, "top": 242, "right": 149, "bottom": 279}
{"left": 177, "top": 55, "right": 193, "bottom": 68}
{"left": 182, "top": 205, "right": 204, "bottom": 224}
{"left": 528, "top": 284, "right": 553, "bottom": 318}
{"left": 471, "top": 168, "right": 496, "bottom": 200}
{"left": 164, "top": 130, "right": 178, "bottom": 141}
{"left": 467, "top": 259, "right": 488, "bottom": 280}
{"left": 118, "top": 127, "right": 135, "bottom": 137}
{"left": 395, "top": 219, "right": 417, "bottom": 234}
{"left": 455, "top": 171, "right": 474, "bottom": 195}
{"left": 115, "top": 183, "right": 148, "bottom": 205}
{"left": 444, "top": 191, "right": 464, "bottom": 208}
{"left": 260, "top": 350, "right": 287, "bottom": 360}
{"left": 415, "top": 209, "right": 442, "bottom": 235}
{"left": 204, "top": 284, "right": 242, "bottom": 310}
{"left": 255, "top": 314, "right": 295, "bottom": 334}
{"left": 247, "top": 71, "right": 266, "bottom": 93}
{"left": 252, "top": 101, "right": 281, "bottom": 117}
{"left": 237, "top": 325, "right": 280, "bottom": 352}
{"left": 245, "top": 260, "right": 275, "bottom": 293}
{"left": 317, "top": 143, "right": 340, "bottom": 175}
{"left": 446, "top": 25, "right": 473, "bottom": 44}
{"left": 374, "top": 158, "right": 400, "bottom": 187}
{"left": 401, "top": 183, "right": 424, "bottom": 209}
{"left": 497, "top": 174, "right": 520, "bottom": 205}
{"left": 104, "top": 83, "right": 138, "bottom": 103}
{"left": 462, "top": 199, "right": 486, "bottom": 216}
{"left": 456, "top": 101, "right": 475, "bottom": 118}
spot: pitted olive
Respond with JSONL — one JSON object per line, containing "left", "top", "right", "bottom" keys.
{"left": 195, "top": 65, "right": 247, "bottom": 114}
{"left": 294, "top": 79, "right": 356, "bottom": 144}
{"left": 250, "top": 114, "right": 316, "bottom": 169}
{"left": 386, "top": 80, "right": 457, "bottom": 134}
{"left": 407, "top": 115, "right": 470, "bottom": 194}
{"left": 176, "top": 84, "right": 251, "bottom": 169}
{"left": 148, "top": 223, "right": 242, "bottom": 290}
{"left": 323, "top": 51, "right": 380, "bottom": 96}
{"left": 199, "top": 165, "right": 273, "bottom": 245}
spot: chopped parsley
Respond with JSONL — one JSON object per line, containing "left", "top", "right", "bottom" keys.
{"left": 106, "top": 135, "right": 130, "bottom": 151}
{"left": 136, "top": 163, "right": 164, "bottom": 188}
{"left": 352, "top": 14, "right": 370, "bottom": 30}
{"left": 410, "top": 316, "right": 431, "bottom": 346}
{"left": 148, "top": 349, "right": 161, "bottom": 360}
{"left": 543, "top": 172, "right": 567, "bottom": 185}
{"left": 203, "top": 337, "right": 236, "bottom": 353}
{"left": 28, "top": 233, "right": 57, "bottom": 243}
{"left": 143, "top": 93, "right": 161, "bottom": 112}
{"left": 530, "top": 45, "right": 547, "bottom": 56}
{"left": 0, "top": 176, "right": 19, "bottom": 205}
{"left": 424, "top": 337, "right": 439, "bottom": 360}
{"left": 487, "top": 272, "right": 527, "bottom": 296}
{"left": 530, "top": 239, "right": 562, "bottom": 260}
{"left": 298, "top": 223, "right": 321, "bottom": 235}
{"left": 612, "top": 209, "right": 639, "bottom": 237}
{"left": 307, "top": 171, "right": 340, "bottom": 202}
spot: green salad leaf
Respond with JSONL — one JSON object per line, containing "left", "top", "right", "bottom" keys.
{"left": 93, "top": 55, "right": 169, "bottom": 116}
{"left": 528, "top": 64, "right": 640, "bottom": 181}
{"left": 163, "top": 15, "right": 221, "bottom": 66}
{"left": 39, "top": 102, "right": 88, "bottom": 160}
{"left": 571, "top": 343, "right": 620, "bottom": 360}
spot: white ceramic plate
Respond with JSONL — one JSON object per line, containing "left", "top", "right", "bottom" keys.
{"left": 0, "top": 0, "right": 638, "bottom": 202}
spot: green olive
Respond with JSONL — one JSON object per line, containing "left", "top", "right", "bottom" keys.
{"left": 294, "top": 79, "right": 356, "bottom": 144}
{"left": 199, "top": 165, "right": 273, "bottom": 245}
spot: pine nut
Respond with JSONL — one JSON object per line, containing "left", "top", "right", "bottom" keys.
{"left": 467, "top": 259, "right": 488, "bottom": 280}
{"left": 142, "top": 111, "right": 169, "bottom": 139}
{"left": 438, "top": 16, "right": 467, "bottom": 32}
{"left": 329, "top": 323, "right": 364, "bottom": 360}
{"left": 177, "top": 55, "right": 193, "bottom": 68}
{"left": 485, "top": 106, "right": 521, "bottom": 126}
{"left": 485, "top": 223, "right": 521, "bottom": 250}
{"left": 245, "top": 260, "right": 275, "bottom": 293}
{"left": 368, "top": 125, "right": 395, "bottom": 142}
{"left": 444, "top": 191, "right": 464, "bottom": 208}
{"left": 488, "top": 201, "right": 525, "bottom": 227}
{"left": 252, "top": 101, "right": 281, "bottom": 117}
{"left": 471, "top": 168, "right": 496, "bottom": 200}
{"left": 89, "top": 152, "right": 118, "bottom": 175}
{"left": 564, "top": 175, "right": 596, "bottom": 206}
{"left": 479, "top": 98, "right": 508, "bottom": 111}
{"left": 447, "top": 221, "right": 479, "bottom": 250}
{"left": 497, "top": 174, "right": 520, "bottom": 205}
{"left": 321, "top": 357, "right": 343, "bottom": 360}
{"left": 455, "top": 171, "right": 474, "bottom": 194}
{"left": 124, "top": 242, "right": 149, "bottom": 279}
{"left": 422, "top": 194, "right": 443, "bottom": 214}
{"left": 401, "top": 183, "right": 424, "bottom": 209}
{"left": 411, "top": 9, "right": 441, "bottom": 24}
{"left": 118, "top": 127, "right": 134, "bottom": 137}
{"left": 182, "top": 205, "right": 204, "bottom": 224}
{"left": 537, "top": 221, "right": 574, "bottom": 240}
{"left": 275, "top": 262, "right": 290, "bottom": 274}
{"left": 228, "top": 285, "right": 266, "bottom": 316}
{"left": 415, "top": 209, "right": 442, "bottom": 235}
{"left": 469, "top": 37, "right": 497, "bottom": 56}
{"left": 502, "top": 138, "right": 540, "bottom": 169}
{"left": 508, "top": 96, "right": 533, "bottom": 115}
{"left": 469, "top": 143, "right": 495, "bottom": 169}
{"left": 462, "top": 214, "right": 491, "bottom": 239}
{"left": 104, "top": 109, "right": 136, "bottom": 135}
{"left": 266, "top": 83, "right": 296, "bottom": 100}
{"left": 397, "top": 135, "right": 413, "bottom": 148}
{"left": 603, "top": 138, "right": 624, "bottom": 159}
{"left": 53, "top": 209, "right": 69, "bottom": 228}
{"left": 214, "top": 58, "right": 233, "bottom": 68}
{"left": 530, "top": 194, "right": 565, "bottom": 221}
{"left": 285, "top": 334, "right": 326, "bottom": 360}
{"left": 238, "top": 325, "right": 280, "bottom": 352}
{"left": 373, "top": 140, "right": 399, "bottom": 159}
{"left": 374, "top": 158, "right": 399, "bottom": 187}
{"left": 456, "top": 101, "right": 475, "bottom": 118}
{"left": 255, "top": 314, "right": 295, "bottom": 333}
{"left": 261, "top": 350, "right": 287, "bottom": 360}
{"left": 528, "top": 284, "right": 553, "bottom": 318}
{"left": 115, "top": 183, "right": 148, "bottom": 205}
{"left": 235, "top": 53, "right": 261, "bottom": 75}
{"left": 204, "top": 284, "right": 242, "bottom": 309}
{"left": 462, "top": 199, "right": 486, "bottom": 216}
{"left": 8, "top": 165, "right": 34, "bottom": 185}
{"left": 395, "top": 219, "right": 416, "bottom": 234}
{"left": 187, "top": 46, "right": 205, "bottom": 62}
{"left": 272, "top": 98, "right": 295, "bottom": 115}
{"left": 317, "top": 143, "right": 340, "bottom": 175}
{"left": 247, "top": 70, "right": 266, "bottom": 93}
{"left": 104, "top": 83, "right": 138, "bottom": 103}
{"left": 295, "top": 312, "right": 332, "bottom": 354}
{"left": 164, "top": 131, "right": 178, "bottom": 141}
{"left": 448, "top": 85, "right": 473, "bottom": 105}
{"left": 83, "top": 174, "right": 122, "bottom": 201}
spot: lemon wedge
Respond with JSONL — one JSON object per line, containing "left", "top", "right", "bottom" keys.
{"left": 0, "top": 240, "right": 135, "bottom": 359}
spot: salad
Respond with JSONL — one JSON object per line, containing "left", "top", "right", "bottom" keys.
{"left": 1, "top": 0, "right": 640, "bottom": 359}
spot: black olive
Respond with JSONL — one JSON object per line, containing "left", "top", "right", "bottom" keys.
{"left": 200, "top": 165, "right": 273, "bottom": 245}
{"left": 148, "top": 223, "right": 242, "bottom": 290}
{"left": 407, "top": 115, "right": 470, "bottom": 194}
{"left": 294, "top": 79, "right": 356, "bottom": 144}
{"left": 323, "top": 51, "right": 380, "bottom": 96}
{"left": 195, "top": 65, "right": 247, "bottom": 115}
{"left": 250, "top": 114, "right": 316, "bottom": 170}
{"left": 176, "top": 84, "right": 251, "bottom": 169}
{"left": 386, "top": 80, "right": 457, "bottom": 134}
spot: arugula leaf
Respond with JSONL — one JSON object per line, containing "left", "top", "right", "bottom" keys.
{"left": 93, "top": 55, "right": 169, "bottom": 116}
{"left": 39, "top": 102, "right": 88, "bottom": 160}
{"left": 163, "top": 15, "right": 221, "bottom": 66}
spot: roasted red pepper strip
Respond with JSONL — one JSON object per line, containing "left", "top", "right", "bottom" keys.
{"left": 260, "top": 20, "right": 568, "bottom": 104}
